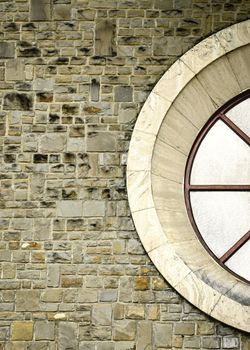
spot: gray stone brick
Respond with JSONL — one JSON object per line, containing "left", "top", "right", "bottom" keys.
{"left": 153, "top": 323, "right": 172, "bottom": 348}
{"left": 35, "top": 321, "right": 55, "bottom": 340}
{"left": 59, "top": 322, "right": 77, "bottom": 350}
{"left": 0, "top": 42, "right": 15, "bottom": 58}
{"left": 16, "top": 291, "right": 40, "bottom": 311}
{"left": 92, "top": 304, "right": 112, "bottom": 326}
{"left": 95, "top": 19, "right": 116, "bottom": 56}
{"left": 31, "top": 0, "right": 51, "bottom": 21}
{"left": 113, "top": 321, "right": 136, "bottom": 341}
{"left": 87, "top": 132, "right": 116, "bottom": 152}
{"left": 115, "top": 86, "right": 133, "bottom": 102}
{"left": 6, "top": 60, "right": 25, "bottom": 81}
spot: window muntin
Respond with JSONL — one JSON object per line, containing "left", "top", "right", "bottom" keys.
{"left": 185, "top": 92, "right": 250, "bottom": 283}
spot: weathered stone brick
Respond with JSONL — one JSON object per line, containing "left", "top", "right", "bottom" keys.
{"left": 35, "top": 321, "right": 55, "bottom": 340}
{"left": 0, "top": 42, "right": 15, "bottom": 58}
{"left": 59, "top": 322, "right": 77, "bottom": 349}
{"left": 6, "top": 60, "right": 25, "bottom": 81}
{"left": 87, "top": 132, "right": 116, "bottom": 152}
{"left": 95, "top": 19, "right": 116, "bottom": 56}
{"left": 40, "top": 133, "right": 66, "bottom": 152}
{"left": 12, "top": 322, "right": 33, "bottom": 341}
{"left": 16, "top": 290, "right": 40, "bottom": 311}
{"left": 153, "top": 323, "right": 172, "bottom": 348}
{"left": 174, "top": 322, "right": 195, "bottom": 335}
{"left": 92, "top": 304, "right": 112, "bottom": 326}
{"left": 114, "top": 86, "right": 133, "bottom": 102}
{"left": 113, "top": 321, "right": 136, "bottom": 341}
{"left": 31, "top": 0, "right": 51, "bottom": 21}
{"left": 3, "top": 93, "right": 33, "bottom": 111}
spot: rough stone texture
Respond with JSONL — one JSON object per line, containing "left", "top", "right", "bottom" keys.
{"left": 11, "top": 322, "right": 33, "bottom": 341}
{"left": 0, "top": 0, "right": 248, "bottom": 349}
{"left": 30, "top": 0, "right": 51, "bottom": 21}
{"left": 3, "top": 93, "right": 33, "bottom": 111}
{"left": 0, "top": 42, "right": 15, "bottom": 58}
{"left": 6, "top": 60, "right": 25, "bottom": 81}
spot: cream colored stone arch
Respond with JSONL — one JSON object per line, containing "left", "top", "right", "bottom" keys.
{"left": 127, "top": 20, "right": 250, "bottom": 332}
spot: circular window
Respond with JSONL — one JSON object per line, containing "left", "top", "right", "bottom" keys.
{"left": 127, "top": 20, "right": 250, "bottom": 332}
{"left": 185, "top": 91, "right": 250, "bottom": 283}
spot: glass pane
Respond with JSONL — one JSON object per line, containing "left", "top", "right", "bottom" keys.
{"left": 190, "top": 192, "right": 250, "bottom": 258}
{"left": 226, "top": 240, "right": 250, "bottom": 282}
{"left": 191, "top": 120, "right": 250, "bottom": 184}
{"left": 226, "top": 97, "right": 250, "bottom": 137}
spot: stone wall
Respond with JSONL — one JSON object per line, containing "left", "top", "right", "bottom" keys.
{"left": 0, "top": 0, "right": 250, "bottom": 349}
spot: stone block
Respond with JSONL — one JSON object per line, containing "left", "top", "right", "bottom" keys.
{"left": 95, "top": 19, "right": 116, "bottom": 56}
{"left": 91, "top": 79, "right": 100, "bottom": 102}
{"left": 12, "top": 322, "right": 33, "bottom": 340}
{"left": 126, "top": 305, "right": 145, "bottom": 320}
{"left": 113, "top": 321, "right": 136, "bottom": 341}
{"left": 137, "top": 321, "right": 152, "bottom": 350}
{"left": 83, "top": 200, "right": 105, "bottom": 217}
{"left": 34, "top": 78, "right": 54, "bottom": 91}
{"left": 59, "top": 322, "right": 77, "bottom": 350}
{"left": 40, "top": 133, "right": 66, "bottom": 152}
{"left": 153, "top": 323, "right": 172, "bottom": 348}
{"left": 16, "top": 290, "right": 40, "bottom": 311}
{"left": 41, "top": 289, "right": 63, "bottom": 302}
{"left": 54, "top": 4, "right": 71, "bottom": 20}
{"left": 222, "top": 337, "right": 239, "bottom": 349}
{"left": 92, "top": 304, "right": 112, "bottom": 326}
{"left": 47, "top": 264, "right": 60, "bottom": 287}
{"left": 35, "top": 321, "right": 55, "bottom": 340}
{"left": 183, "top": 336, "right": 200, "bottom": 348}
{"left": 153, "top": 37, "right": 184, "bottom": 56}
{"left": 31, "top": 0, "right": 51, "bottom": 21}
{"left": 174, "top": 322, "right": 195, "bottom": 335}
{"left": 154, "top": 0, "right": 173, "bottom": 9}
{"left": 87, "top": 132, "right": 116, "bottom": 152}
{"left": 57, "top": 200, "right": 83, "bottom": 217}
{"left": 115, "top": 86, "right": 133, "bottom": 102}
{"left": 0, "top": 42, "right": 15, "bottom": 58}
{"left": 3, "top": 93, "right": 33, "bottom": 111}
{"left": 6, "top": 60, "right": 25, "bottom": 81}
{"left": 34, "top": 218, "right": 51, "bottom": 240}
{"left": 202, "top": 336, "right": 221, "bottom": 349}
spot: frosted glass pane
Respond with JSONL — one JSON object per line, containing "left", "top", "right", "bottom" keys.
{"left": 190, "top": 192, "right": 250, "bottom": 258}
{"left": 226, "top": 98, "right": 250, "bottom": 137}
{"left": 226, "top": 240, "right": 250, "bottom": 282}
{"left": 191, "top": 120, "right": 250, "bottom": 184}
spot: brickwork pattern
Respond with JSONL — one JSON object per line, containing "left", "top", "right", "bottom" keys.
{"left": 0, "top": 0, "right": 250, "bottom": 348}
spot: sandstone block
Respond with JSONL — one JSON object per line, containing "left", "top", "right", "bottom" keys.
{"left": 12, "top": 321, "right": 33, "bottom": 341}
{"left": 175, "top": 322, "right": 195, "bottom": 335}
{"left": 35, "top": 321, "right": 55, "bottom": 340}
{"left": 137, "top": 321, "right": 152, "bottom": 350}
{"left": 87, "top": 132, "right": 116, "bottom": 152}
{"left": 83, "top": 200, "right": 105, "bottom": 217}
{"left": 153, "top": 323, "right": 172, "bottom": 348}
{"left": 95, "top": 19, "right": 116, "bottom": 56}
{"left": 31, "top": 0, "right": 51, "bottom": 21}
{"left": 126, "top": 305, "right": 144, "bottom": 320}
{"left": 16, "top": 290, "right": 40, "bottom": 311}
{"left": 92, "top": 304, "right": 112, "bottom": 326}
{"left": 57, "top": 200, "right": 83, "bottom": 217}
{"left": 202, "top": 336, "right": 221, "bottom": 349}
{"left": 153, "top": 37, "right": 184, "bottom": 56}
{"left": 3, "top": 93, "right": 33, "bottom": 111}
{"left": 115, "top": 86, "right": 133, "bottom": 102}
{"left": 40, "top": 133, "right": 66, "bottom": 152}
{"left": 59, "top": 322, "right": 77, "bottom": 350}
{"left": 6, "top": 60, "right": 25, "bottom": 81}
{"left": 0, "top": 42, "right": 15, "bottom": 58}
{"left": 113, "top": 321, "right": 136, "bottom": 341}
{"left": 34, "top": 78, "right": 54, "bottom": 91}
{"left": 53, "top": 4, "right": 71, "bottom": 20}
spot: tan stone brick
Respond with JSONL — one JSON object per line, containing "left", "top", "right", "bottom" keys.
{"left": 12, "top": 321, "right": 33, "bottom": 341}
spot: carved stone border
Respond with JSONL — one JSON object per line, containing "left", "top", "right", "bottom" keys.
{"left": 127, "top": 20, "right": 250, "bottom": 332}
